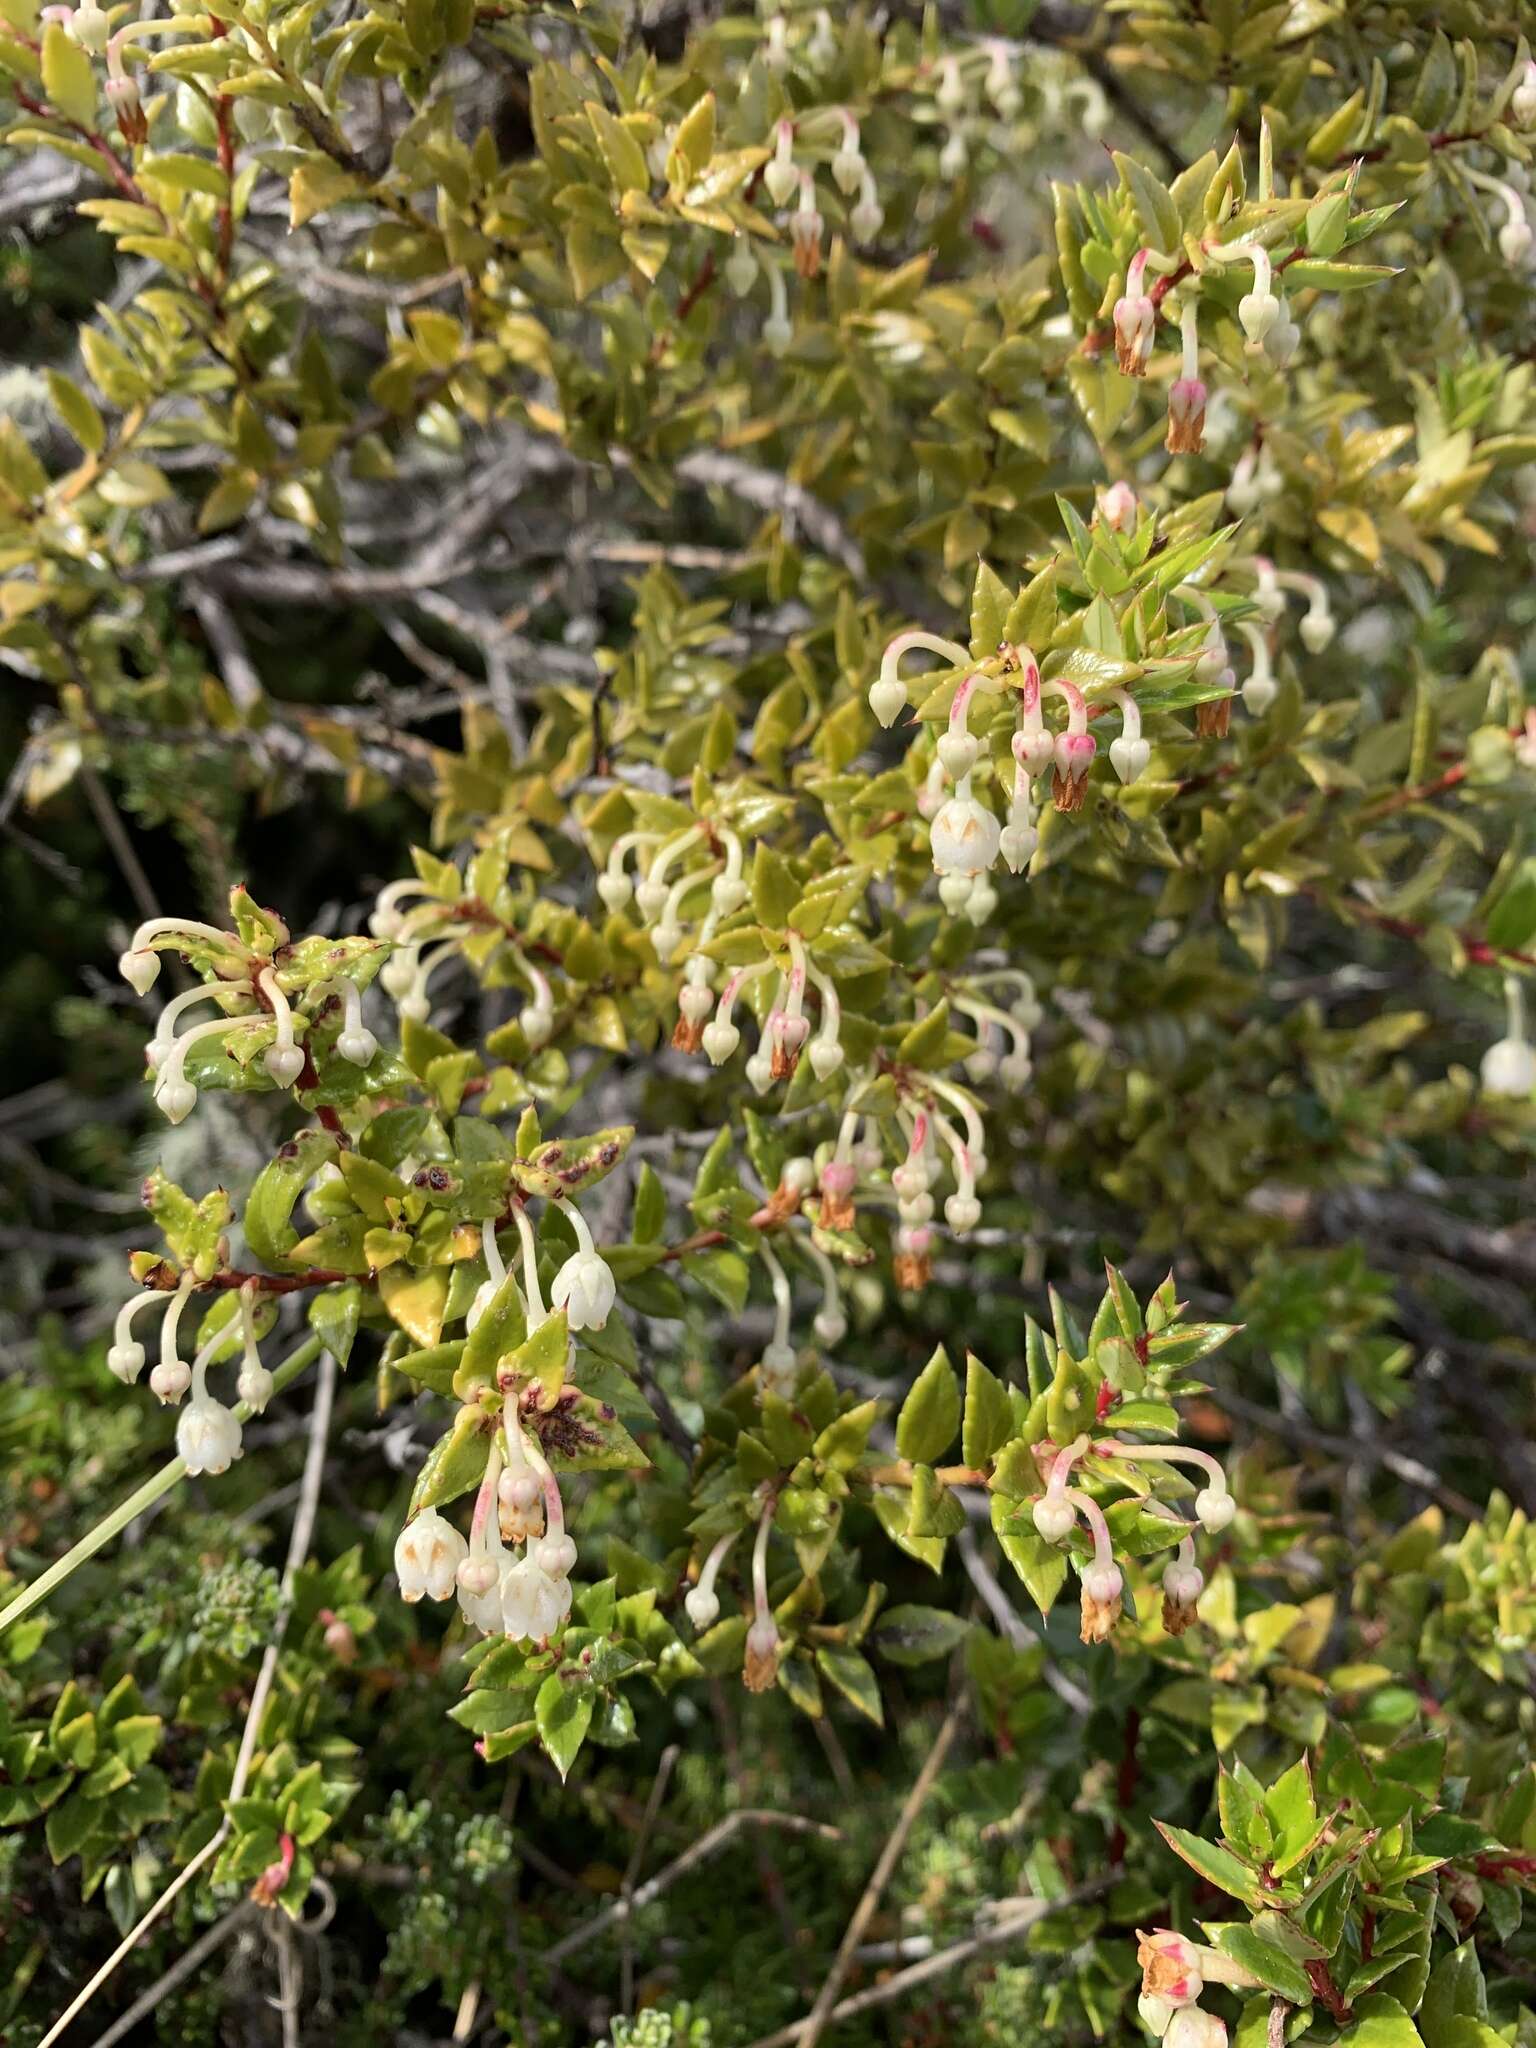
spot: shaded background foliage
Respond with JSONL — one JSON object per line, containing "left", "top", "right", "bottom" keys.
{"left": 2, "top": 0, "right": 1536, "bottom": 2043}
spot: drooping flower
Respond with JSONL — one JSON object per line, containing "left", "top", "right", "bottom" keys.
{"left": 395, "top": 1510, "right": 468, "bottom": 1602}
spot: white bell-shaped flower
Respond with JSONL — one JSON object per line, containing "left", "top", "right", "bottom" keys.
{"left": 551, "top": 1248, "right": 616, "bottom": 1331}
{"left": 395, "top": 1510, "right": 469, "bottom": 1603}
{"left": 176, "top": 1396, "right": 244, "bottom": 1477}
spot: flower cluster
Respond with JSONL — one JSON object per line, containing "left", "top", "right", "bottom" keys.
{"left": 1030, "top": 1434, "right": 1235, "bottom": 1644}
{"left": 108, "top": 1274, "right": 273, "bottom": 1476}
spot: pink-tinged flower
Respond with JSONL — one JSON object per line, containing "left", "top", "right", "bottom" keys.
{"left": 1166, "top": 376, "right": 1207, "bottom": 455}
{"left": 1165, "top": 2009, "right": 1228, "bottom": 2048}
{"left": 1113, "top": 251, "right": 1157, "bottom": 375}
{"left": 1136, "top": 1930, "right": 1204, "bottom": 2008}
{"left": 1097, "top": 481, "right": 1138, "bottom": 532}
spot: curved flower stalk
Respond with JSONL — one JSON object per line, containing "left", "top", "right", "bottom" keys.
{"left": 1482, "top": 975, "right": 1536, "bottom": 1097}
{"left": 1268, "top": 567, "right": 1335, "bottom": 652}
{"left": 742, "top": 1498, "right": 780, "bottom": 1691}
{"left": 369, "top": 877, "right": 440, "bottom": 939}
{"left": 790, "top": 170, "right": 824, "bottom": 279}
{"left": 328, "top": 977, "right": 379, "bottom": 1066}
{"left": 1095, "top": 1438, "right": 1236, "bottom": 1532}
{"left": 145, "top": 980, "right": 253, "bottom": 1074}
{"left": 1106, "top": 687, "right": 1150, "bottom": 782}
{"left": 256, "top": 968, "right": 305, "bottom": 1087}
{"left": 1204, "top": 235, "right": 1278, "bottom": 345}
{"left": 818, "top": 1105, "right": 863, "bottom": 1229}
{"left": 509, "top": 948, "right": 556, "bottom": 1048}
{"left": 1225, "top": 443, "right": 1284, "bottom": 517}
{"left": 1465, "top": 165, "right": 1534, "bottom": 267}
{"left": 1165, "top": 300, "right": 1207, "bottom": 455}
{"left": 764, "top": 933, "right": 812, "bottom": 1080}
{"left": 1113, "top": 248, "right": 1157, "bottom": 376}
{"left": 952, "top": 992, "right": 1033, "bottom": 1086}
{"left": 551, "top": 1202, "right": 616, "bottom": 1330}
{"left": 869, "top": 629, "right": 970, "bottom": 729}
{"left": 512, "top": 1203, "right": 551, "bottom": 1329}
{"left": 763, "top": 260, "right": 793, "bottom": 351}
{"left": 1066, "top": 1486, "right": 1123, "bottom": 1642}
{"left": 176, "top": 1326, "right": 245, "bottom": 1478}
{"left": 703, "top": 958, "right": 774, "bottom": 1065}
{"left": 802, "top": 1237, "right": 847, "bottom": 1345}
{"left": 150, "top": 1011, "right": 267, "bottom": 1124}
{"left": 467, "top": 1218, "right": 513, "bottom": 1333}
{"left": 1178, "top": 586, "right": 1235, "bottom": 738}
{"left": 107, "top": 1287, "right": 171, "bottom": 1384}
{"left": 757, "top": 1241, "right": 797, "bottom": 1398}
{"left": 1042, "top": 676, "right": 1094, "bottom": 811}
{"left": 764, "top": 116, "right": 798, "bottom": 206}
{"left": 929, "top": 1103, "right": 981, "bottom": 1233}
{"left": 1236, "top": 621, "right": 1276, "bottom": 716}
{"left": 148, "top": 1272, "right": 196, "bottom": 1404}
{"left": 118, "top": 915, "right": 262, "bottom": 995}
{"left": 596, "top": 829, "right": 664, "bottom": 913}
{"left": 1032, "top": 1436, "right": 1088, "bottom": 1541}
{"left": 501, "top": 1434, "right": 576, "bottom": 1641}
{"left": 234, "top": 1283, "right": 274, "bottom": 1412}
{"left": 685, "top": 1530, "right": 739, "bottom": 1630}
{"left": 804, "top": 958, "right": 844, "bottom": 1079}
{"left": 456, "top": 1440, "right": 508, "bottom": 1632}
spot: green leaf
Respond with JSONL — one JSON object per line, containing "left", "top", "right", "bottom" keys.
{"left": 814, "top": 1646, "right": 884, "bottom": 1724}
{"left": 1214, "top": 1926, "right": 1314, "bottom": 2005}
{"left": 535, "top": 1674, "right": 593, "bottom": 1779}
{"left": 969, "top": 561, "right": 1012, "bottom": 659}
{"left": 457, "top": 1273, "right": 529, "bottom": 1390}
{"left": 962, "top": 1354, "right": 1014, "bottom": 1468}
{"left": 1336, "top": 1996, "right": 1427, "bottom": 2048}
{"left": 409, "top": 1406, "right": 491, "bottom": 1515}
{"left": 991, "top": 1496, "right": 1068, "bottom": 1616}
{"left": 1154, "top": 1822, "right": 1265, "bottom": 1907}
{"left": 309, "top": 1283, "right": 362, "bottom": 1369}
{"left": 751, "top": 843, "right": 799, "bottom": 928}
{"left": 896, "top": 1346, "right": 960, "bottom": 1462}
{"left": 869, "top": 1604, "right": 971, "bottom": 1667}
{"left": 245, "top": 1131, "right": 340, "bottom": 1271}
{"left": 539, "top": 1391, "right": 649, "bottom": 1473}
{"left": 42, "top": 21, "right": 95, "bottom": 122}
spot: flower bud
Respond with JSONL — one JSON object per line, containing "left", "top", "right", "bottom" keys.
{"left": 869, "top": 676, "right": 906, "bottom": 727}
{"left": 680, "top": 982, "right": 715, "bottom": 1025}
{"left": 1013, "top": 728, "right": 1055, "bottom": 778}
{"left": 1264, "top": 314, "right": 1300, "bottom": 366}
{"left": 1195, "top": 1487, "right": 1235, "bottom": 1533}
{"left": 1113, "top": 294, "right": 1155, "bottom": 376}
{"left": 119, "top": 948, "right": 161, "bottom": 994}
{"left": 457, "top": 1555, "right": 500, "bottom": 1599}
{"left": 1109, "top": 735, "right": 1150, "bottom": 784}
{"left": 702, "top": 1018, "right": 740, "bottom": 1064}
{"left": 1241, "top": 670, "right": 1277, "bottom": 717}
{"left": 1239, "top": 289, "right": 1279, "bottom": 344}
{"left": 1500, "top": 215, "right": 1533, "bottom": 268}
{"left": 237, "top": 1362, "right": 275, "bottom": 1413}
{"left": 337, "top": 1025, "right": 378, "bottom": 1065}
{"left": 149, "top": 1357, "right": 192, "bottom": 1403}
{"left": 597, "top": 871, "right": 633, "bottom": 913}
{"left": 711, "top": 875, "right": 748, "bottom": 916}
{"left": 107, "top": 1340, "right": 146, "bottom": 1384}
{"left": 536, "top": 1532, "right": 578, "bottom": 1579}
{"left": 813, "top": 1304, "right": 847, "bottom": 1346}
{"left": 945, "top": 1191, "right": 981, "bottom": 1232}
{"left": 938, "top": 872, "right": 976, "bottom": 912}
{"left": 1096, "top": 481, "right": 1138, "bottom": 532}
{"left": 1482, "top": 1036, "right": 1536, "bottom": 1098}
{"left": 265, "top": 1043, "right": 306, "bottom": 1087}
{"left": 1162, "top": 1558, "right": 1204, "bottom": 1635}
{"left": 809, "top": 1037, "right": 844, "bottom": 1080}
{"left": 155, "top": 1076, "right": 197, "bottom": 1124}
{"left": 725, "top": 241, "right": 758, "bottom": 295}
{"left": 685, "top": 1583, "right": 721, "bottom": 1630}
{"left": 999, "top": 821, "right": 1039, "bottom": 872}
{"left": 782, "top": 1155, "right": 817, "bottom": 1194}
{"left": 1032, "top": 1492, "right": 1076, "bottom": 1542}
{"left": 937, "top": 731, "right": 979, "bottom": 779}
{"left": 1299, "top": 608, "right": 1334, "bottom": 654}
{"left": 1165, "top": 376, "right": 1207, "bottom": 456}
{"left": 1514, "top": 60, "right": 1536, "bottom": 128}
{"left": 743, "top": 1615, "right": 781, "bottom": 1691}
{"left": 1166, "top": 2010, "right": 1227, "bottom": 2048}
{"left": 1139, "top": 1992, "right": 1177, "bottom": 2038}
{"left": 1079, "top": 1560, "right": 1124, "bottom": 1642}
